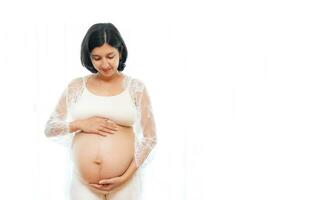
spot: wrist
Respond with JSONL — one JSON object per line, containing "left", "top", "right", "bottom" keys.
{"left": 121, "top": 172, "right": 135, "bottom": 182}
{"left": 120, "top": 174, "right": 129, "bottom": 183}
{"left": 69, "top": 120, "right": 82, "bottom": 133}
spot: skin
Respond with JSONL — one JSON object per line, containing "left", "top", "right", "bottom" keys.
{"left": 70, "top": 43, "right": 138, "bottom": 194}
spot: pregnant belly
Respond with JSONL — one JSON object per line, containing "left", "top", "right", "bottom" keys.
{"left": 71, "top": 126, "right": 135, "bottom": 184}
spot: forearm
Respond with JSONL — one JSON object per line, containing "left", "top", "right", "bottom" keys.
{"left": 121, "top": 158, "right": 138, "bottom": 180}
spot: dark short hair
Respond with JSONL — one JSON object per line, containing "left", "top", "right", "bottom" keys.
{"left": 80, "top": 23, "right": 128, "bottom": 73}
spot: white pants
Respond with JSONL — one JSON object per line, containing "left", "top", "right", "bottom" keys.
{"left": 69, "top": 171, "right": 141, "bottom": 200}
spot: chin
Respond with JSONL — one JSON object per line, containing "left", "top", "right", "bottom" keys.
{"left": 99, "top": 69, "right": 117, "bottom": 76}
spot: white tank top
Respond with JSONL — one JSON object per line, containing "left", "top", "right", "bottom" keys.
{"left": 69, "top": 75, "right": 138, "bottom": 127}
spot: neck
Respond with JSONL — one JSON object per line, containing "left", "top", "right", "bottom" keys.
{"left": 95, "top": 71, "right": 122, "bottom": 83}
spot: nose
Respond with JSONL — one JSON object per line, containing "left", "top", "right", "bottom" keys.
{"left": 103, "top": 58, "right": 109, "bottom": 65}
{"left": 100, "top": 57, "right": 110, "bottom": 67}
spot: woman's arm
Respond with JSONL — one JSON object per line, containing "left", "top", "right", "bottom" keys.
{"left": 131, "top": 79, "right": 158, "bottom": 169}
{"left": 120, "top": 81, "right": 157, "bottom": 180}
{"left": 44, "top": 77, "right": 83, "bottom": 138}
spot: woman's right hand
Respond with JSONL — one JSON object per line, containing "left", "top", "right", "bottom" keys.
{"left": 76, "top": 116, "right": 119, "bottom": 136}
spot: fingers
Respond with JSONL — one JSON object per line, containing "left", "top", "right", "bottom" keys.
{"left": 104, "top": 120, "right": 119, "bottom": 131}
{"left": 99, "top": 127, "right": 116, "bottom": 134}
{"left": 97, "top": 130, "right": 109, "bottom": 136}
{"left": 89, "top": 183, "right": 112, "bottom": 192}
{"left": 96, "top": 117, "right": 118, "bottom": 130}
{"left": 105, "top": 125, "right": 118, "bottom": 131}
{"left": 90, "top": 127, "right": 116, "bottom": 136}
{"left": 89, "top": 183, "right": 102, "bottom": 188}
{"left": 89, "top": 117, "right": 120, "bottom": 135}
{"left": 101, "top": 124, "right": 118, "bottom": 132}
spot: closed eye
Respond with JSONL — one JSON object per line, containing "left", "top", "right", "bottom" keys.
{"left": 93, "top": 56, "right": 114, "bottom": 61}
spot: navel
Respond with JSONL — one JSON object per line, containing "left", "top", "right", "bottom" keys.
{"left": 94, "top": 159, "right": 102, "bottom": 165}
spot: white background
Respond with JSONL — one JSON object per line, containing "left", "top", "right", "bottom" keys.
{"left": 0, "top": 0, "right": 318, "bottom": 199}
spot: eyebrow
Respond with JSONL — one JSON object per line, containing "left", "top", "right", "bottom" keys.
{"left": 91, "top": 52, "right": 115, "bottom": 57}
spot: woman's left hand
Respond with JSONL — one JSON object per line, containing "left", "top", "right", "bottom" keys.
{"left": 89, "top": 176, "right": 127, "bottom": 192}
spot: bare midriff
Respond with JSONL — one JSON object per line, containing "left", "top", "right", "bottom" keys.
{"left": 71, "top": 125, "right": 135, "bottom": 185}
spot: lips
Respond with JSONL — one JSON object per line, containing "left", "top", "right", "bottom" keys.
{"left": 101, "top": 67, "right": 111, "bottom": 72}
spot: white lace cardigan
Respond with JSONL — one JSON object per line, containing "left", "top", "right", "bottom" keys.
{"left": 44, "top": 73, "right": 157, "bottom": 169}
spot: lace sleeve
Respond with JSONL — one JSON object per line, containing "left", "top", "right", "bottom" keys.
{"left": 44, "top": 77, "right": 84, "bottom": 147}
{"left": 130, "top": 78, "right": 157, "bottom": 168}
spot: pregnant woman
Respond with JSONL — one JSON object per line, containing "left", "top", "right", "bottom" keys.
{"left": 44, "top": 23, "right": 157, "bottom": 200}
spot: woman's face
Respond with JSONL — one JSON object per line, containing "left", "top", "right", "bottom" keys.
{"left": 90, "top": 43, "right": 121, "bottom": 78}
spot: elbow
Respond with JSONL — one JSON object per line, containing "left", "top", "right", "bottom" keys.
{"left": 151, "top": 136, "right": 157, "bottom": 148}
{"left": 44, "top": 120, "right": 54, "bottom": 138}
{"left": 44, "top": 125, "right": 60, "bottom": 138}
{"left": 43, "top": 121, "right": 69, "bottom": 138}
{"left": 44, "top": 127, "right": 53, "bottom": 138}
